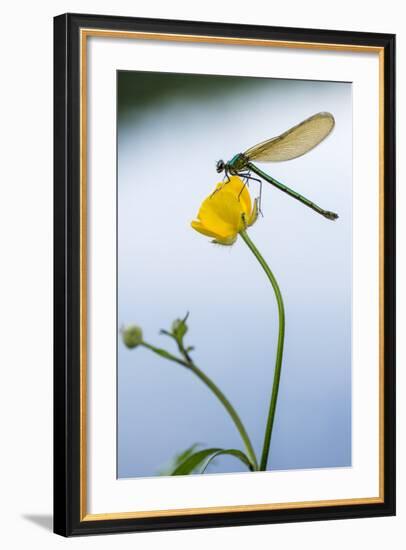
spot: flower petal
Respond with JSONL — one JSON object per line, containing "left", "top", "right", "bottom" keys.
{"left": 225, "top": 176, "right": 252, "bottom": 217}
{"left": 213, "top": 234, "right": 238, "bottom": 246}
{"left": 191, "top": 176, "right": 257, "bottom": 245}
{"left": 191, "top": 220, "right": 225, "bottom": 240}
{"left": 197, "top": 190, "right": 241, "bottom": 235}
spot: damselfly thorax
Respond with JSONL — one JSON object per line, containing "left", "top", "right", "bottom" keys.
{"left": 215, "top": 112, "right": 339, "bottom": 221}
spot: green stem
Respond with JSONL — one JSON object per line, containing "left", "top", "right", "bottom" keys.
{"left": 239, "top": 230, "right": 285, "bottom": 471}
{"left": 141, "top": 341, "right": 258, "bottom": 470}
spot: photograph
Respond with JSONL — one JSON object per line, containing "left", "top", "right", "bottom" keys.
{"left": 0, "top": 1, "right": 401, "bottom": 548}
{"left": 117, "top": 71, "right": 352, "bottom": 479}
{"left": 53, "top": 13, "right": 395, "bottom": 536}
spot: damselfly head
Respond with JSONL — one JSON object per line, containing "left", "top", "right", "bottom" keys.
{"left": 216, "top": 160, "right": 225, "bottom": 173}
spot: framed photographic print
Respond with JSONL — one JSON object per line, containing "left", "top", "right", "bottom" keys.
{"left": 53, "top": 13, "right": 396, "bottom": 536}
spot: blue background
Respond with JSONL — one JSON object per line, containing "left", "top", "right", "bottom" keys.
{"left": 117, "top": 72, "right": 352, "bottom": 478}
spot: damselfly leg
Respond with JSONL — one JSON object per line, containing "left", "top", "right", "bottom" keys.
{"left": 238, "top": 172, "right": 263, "bottom": 216}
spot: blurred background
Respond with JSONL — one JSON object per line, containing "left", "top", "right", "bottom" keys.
{"left": 117, "top": 71, "right": 352, "bottom": 478}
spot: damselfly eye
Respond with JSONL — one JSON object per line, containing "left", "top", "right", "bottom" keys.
{"left": 216, "top": 160, "right": 225, "bottom": 173}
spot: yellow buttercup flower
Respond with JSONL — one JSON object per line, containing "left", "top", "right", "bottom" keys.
{"left": 191, "top": 176, "right": 259, "bottom": 245}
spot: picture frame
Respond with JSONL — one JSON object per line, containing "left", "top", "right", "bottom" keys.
{"left": 53, "top": 12, "right": 396, "bottom": 536}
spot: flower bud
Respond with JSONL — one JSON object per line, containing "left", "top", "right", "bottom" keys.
{"left": 122, "top": 325, "right": 143, "bottom": 349}
{"left": 171, "top": 316, "right": 188, "bottom": 341}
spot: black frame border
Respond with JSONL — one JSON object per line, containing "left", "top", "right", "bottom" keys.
{"left": 54, "top": 12, "right": 396, "bottom": 537}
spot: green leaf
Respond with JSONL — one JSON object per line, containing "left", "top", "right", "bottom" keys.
{"left": 172, "top": 448, "right": 222, "bottom": 475}
{"left": 200, "top": 449, "right": 253, "bottom": 474}
{"left": 159, "top": 329, "right": 173, "bottom": 338}
{"left": 172, "top": 447, "right": 253, "bottom": 476}
{"left": 157, "top": 443, "right": 202, "bottom": 476}
{"left": 174, "top": 443, "right": 201, "bottom": 466}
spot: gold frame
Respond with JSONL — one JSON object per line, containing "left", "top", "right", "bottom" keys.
{"left": 79, "top": 28, "right": 385, "bottom": 522}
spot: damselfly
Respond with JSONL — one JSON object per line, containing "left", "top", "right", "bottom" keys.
{"left": 216, "top": 112, "right": 338, "bottom": 221}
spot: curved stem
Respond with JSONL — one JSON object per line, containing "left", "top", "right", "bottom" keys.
{"left": 188, "top": 362, "right": 258, "bottom": 470}
{"left": 239, "top": 230, "right": 285, "bottom": 471}
{"left": 141, "top": 342, "right": 258, "bottom": 470}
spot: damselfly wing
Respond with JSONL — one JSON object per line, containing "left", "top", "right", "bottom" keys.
{"left": 244, "top": 112, "right": 335, "bottom": 162}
